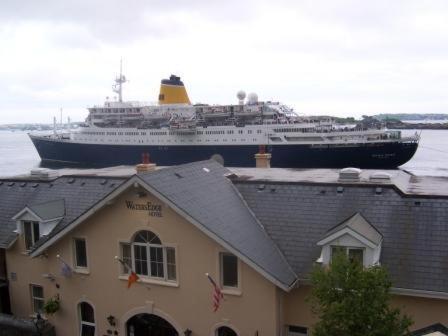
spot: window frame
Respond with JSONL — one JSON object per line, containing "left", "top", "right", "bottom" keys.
{"left": 78, "top": 301, "right": 96, "bottom": 336}
{"left": 23, "top": 221, "right": 40, "bottom": 251}
{"left": 216, "top": 326, "right": 238, "bottom": 336}
{"left": 287, "top": 325, "right": 308, "bottom": 336}
{"left": 120, "top": 231, "right": 178, "bottom": 284}
{"left": 219, "top": 252, "right": 240, "bottom": 293}
{"left": 30, "top": 284, "right": 44, "bottom": 315}
{"left": 73, "top": 237, "right": 89, "bottom": 271}
{"left": 330, "top": 245, "right": 365, "bottom": 265}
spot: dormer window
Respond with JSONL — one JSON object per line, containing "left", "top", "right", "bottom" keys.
{"left": 331, "top": 246, "right": 364, "bottom": 264}
{"left": 12, "top": 199, "right": 65, "bottom": 252}
{"left": 317, "top": 213, "right": 382, "bottom": 267}
{"left": 23, "top": 221, "right": 40, "bottom": 250}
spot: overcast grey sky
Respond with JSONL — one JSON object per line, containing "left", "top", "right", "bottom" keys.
{"left": 1, "top": 0, "right": 448, "bottom": 123}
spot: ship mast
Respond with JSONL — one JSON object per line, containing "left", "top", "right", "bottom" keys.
{"left": 112, "top": 59, "right": 127, "bottom": 102}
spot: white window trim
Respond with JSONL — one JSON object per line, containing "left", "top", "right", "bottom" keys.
{"left": 330, "top": 245, "right": 365, "bottom": 264}
{"left": 73, "top": 237, "right": 90, "bottom": 274}
{"left": 210, "top": 322, "right": 241, "bottom": 336}
{"left": 23, "top": 221, "right": 40, "bottom": 252}
{"left": 118, "top": 240, "right": 132, "bottom": 275}
{"left": 218, "top": 251, "right": 242, "bottom": 296}
{"left": 78, "top": 301, "right": 96, "bottom": 336}
{"left": 318, "top": 227, "right": 377, "bottom": 249}
{"left": 30, "top": 283, "right": 44, "bottom": 315}
{"left": 120, "top": 234, "right": 178, "bottom": 285}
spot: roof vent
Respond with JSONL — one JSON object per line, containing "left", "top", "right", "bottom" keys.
{"left": 339, "top": 168, "right": 362, "bottom": 182}
{"left": 369, "top": 172, "right": 392, "bottom": 182}
{"left": 30, "top": 168, "right": 59, "bottom": 180}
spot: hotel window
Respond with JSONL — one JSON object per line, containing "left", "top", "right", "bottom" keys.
{"left": 79, "top": 302, "right": 95, "bottom": 336}
{"left": 30, "top": 284, "right": 44, "bottom": 314}
{"left": 331, "top": 246, "right": 364, "bottom": 264}
{"left": 216, "top": 326, "right": 237, "bottom": 336}
{"left": 23, "top": 221, "right": 40, "bottom": 250}
{"left": 74, "top": 238, "right": 88, "bottom": 269}
{"left": 122, "top": 230, "right": 177, "bottom": 282}
{"left": 220, "top": 253, "right": 238, "bottom": 288}
{"left": 120, "top": 242, "right": 132, "bottom": 274}
{"left": 287, "top": 325, "right": 308, "bottom": 336}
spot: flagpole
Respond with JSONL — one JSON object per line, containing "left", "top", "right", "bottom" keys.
{"left": 114, "top": 256, "right": 139, "bottom": 288}
{"left": 114, "top": 255, "right": 132, "bottom": 272}
{"left": 56, "top": 254, "right": 73, "bottom": 278}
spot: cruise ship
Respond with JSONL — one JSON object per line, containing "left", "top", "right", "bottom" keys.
{"left": 29, "top": 71, "right": 419, "bottom": 169}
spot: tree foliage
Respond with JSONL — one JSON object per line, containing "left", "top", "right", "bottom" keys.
{"left": 309, "top": 253, "right": 413, "bottom": 336}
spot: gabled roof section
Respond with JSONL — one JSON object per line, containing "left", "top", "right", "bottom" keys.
{"left": 29, "top": 199, "right": 65, "bottom": 220}
{"left": 13, "top": 199, "right": 66, "bottom": 222}
{"left": 234, "top": 180, "right": 448, "bottom": 294}
{"left": 0, "top": 176, "right": 125, "bottom": 249}
{"left": 318, "top": 212, "right": 382, "bottom": 247}
{"left": 26, "top": 161, "right": 296, "bottom": 290}
{"left": 135, "top": 160, "right": 297, "bottom": 290}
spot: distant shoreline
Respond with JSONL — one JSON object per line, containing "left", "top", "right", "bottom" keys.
{"left": 386, "top": 122, "right": 448, "bottom": 130}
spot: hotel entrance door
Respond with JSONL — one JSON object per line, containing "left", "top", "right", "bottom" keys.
{"left": 126, "top": 313, "right": 178, "bottom": 336}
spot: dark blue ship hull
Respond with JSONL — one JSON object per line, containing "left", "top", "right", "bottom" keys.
{"left": 29, "top": 135, "right": 418, "bottom": 169}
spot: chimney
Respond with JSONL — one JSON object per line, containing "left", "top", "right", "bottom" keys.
{"left": 255, "top": 145, "right": 271, "bottom": 168}
{"left": 136, "top": 153, "right": 156, "bottom": 173}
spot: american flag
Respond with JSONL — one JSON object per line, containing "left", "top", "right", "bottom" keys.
{"left": 206, "top": 273, "right": 224, "bottom": 312}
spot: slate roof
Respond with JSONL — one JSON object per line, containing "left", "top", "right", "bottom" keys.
{"left": 0, "top": 161, "right": 296, "bottom": 290}
{"left": 136, "top": 160, "right": 297, "bottom": 289}
{"left": 3, "top": 161, "right": 448, "bottom": 294}
{"left": 322, "top": 212, "right": 383, "bottom": 246}
{"left": 235, "top": 181, "right": 448, "bottom": 293}
{"left": 27, "top": 199, "right": 66, "bottom": 221}
{"left": 0, "top": 177, "right": 125, "bottom": 248}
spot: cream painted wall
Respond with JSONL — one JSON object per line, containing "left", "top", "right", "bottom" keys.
{"left": 7, "top": 187, "right": 280, "bottom": 336}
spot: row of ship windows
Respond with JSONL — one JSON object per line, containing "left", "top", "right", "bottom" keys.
{"left": 85, "top": 129, "right": 264, "bottom": 136}
{"left": 91, "top": 108, "right": 142, "bottom": 113}
{"left": 273, "top": 128, "right": 320, "bottom": 133}
{"left": 79, "top": 138, "right": 261, "bottom": 143}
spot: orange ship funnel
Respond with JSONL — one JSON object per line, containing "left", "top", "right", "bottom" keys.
{"left": 158, "top": 75, "right": 191, "bottom": 105}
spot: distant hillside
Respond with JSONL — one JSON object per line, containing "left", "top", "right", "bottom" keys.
{"left": 375, "top": 114, "right": 448, "bottom": 121}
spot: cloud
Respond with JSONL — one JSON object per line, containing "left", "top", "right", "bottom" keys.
{"left": 0, "top": 0, "right": 256, "bottom": 44}
{"left": 1, "top": 0, "right": 448, "bottom": 123}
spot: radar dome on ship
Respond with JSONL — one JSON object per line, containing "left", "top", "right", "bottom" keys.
{"left": 237, "top": 90, "right": 246, "bottom": 105}
{"left": 237, "top": 90, "right": 246, "bottom": 100}
{"left": 247, "top": 92, "right": 258, "bottom": 104}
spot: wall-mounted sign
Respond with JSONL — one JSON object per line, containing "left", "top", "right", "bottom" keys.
{"left": 125, "top": 200, "right": 162, "bottom": 217}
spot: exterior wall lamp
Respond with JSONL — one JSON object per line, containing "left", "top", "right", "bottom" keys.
{"left": 107, "top": 315, "right": 116, "bottom": 327}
